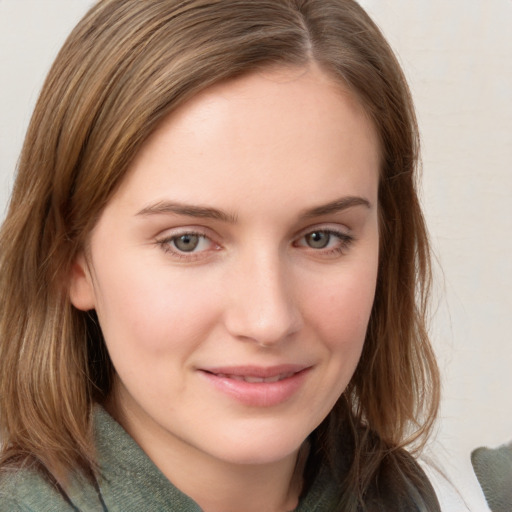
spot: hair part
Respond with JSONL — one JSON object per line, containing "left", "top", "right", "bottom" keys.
{"left": 0, "top": 0, "right": 440, "bottom": 508}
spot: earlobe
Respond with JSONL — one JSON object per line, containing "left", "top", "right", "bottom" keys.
{"left": 68, "top": 253, "right": 96, "bottom": 311}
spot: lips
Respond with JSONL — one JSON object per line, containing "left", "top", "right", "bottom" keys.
{"left": 213, "top": 372, "right": 297, "bottom": 384}
{"left": 213, "top": 372, "right": 296, "bottom": 383}
{"left": 198, "top": 365, "right": 311, "bottom": 407}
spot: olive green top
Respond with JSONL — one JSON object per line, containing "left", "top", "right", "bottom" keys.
{"left": 0, "top": 406, "right": 438, "bottom": 511}
{"left": 0, "top": 406, "right": 338, "bottom": 511}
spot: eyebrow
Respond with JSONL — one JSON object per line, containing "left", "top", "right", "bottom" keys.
{"left": 301, "top": 196, "right": 372, "bottom": 217}
{"left": 136, "top": 195, "right": 371, "bottom": 222}
{"left": 136, "top": 201, "right": 238, "bottom": 223}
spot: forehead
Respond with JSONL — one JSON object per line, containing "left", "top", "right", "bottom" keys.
{"left": 108, "top": 64, "right": 380, "bottom": 218}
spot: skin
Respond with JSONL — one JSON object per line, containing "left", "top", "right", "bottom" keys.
{"left": 70, "top": 63, "right": 380, "bottom": 512}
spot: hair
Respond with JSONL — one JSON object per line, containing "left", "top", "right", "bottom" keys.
{"left": 0, "top": 0, "right": 440, "bottom": 509}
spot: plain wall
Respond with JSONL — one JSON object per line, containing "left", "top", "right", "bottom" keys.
{"left": 1, "top": 1, "right": 511, "bottom": 510}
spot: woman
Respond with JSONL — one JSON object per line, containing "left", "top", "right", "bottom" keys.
{"left": 0, "top": 1, "right": 440, "bottom": 510}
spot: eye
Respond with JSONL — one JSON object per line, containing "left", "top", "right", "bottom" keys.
{"left": 294, "top": 228, "right": 354, "bottom": 255}
{"left": 304, "top": 231, "right": 332, "bottom": 249}
{"left": 157, "top": 230, "right": 218, "bottom": 258}
{"left": 173, "top": 233, "right": 203, "bottom": 252}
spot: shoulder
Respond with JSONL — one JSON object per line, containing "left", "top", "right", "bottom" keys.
{"left": 0, "top": 465, "right": 71, "bottom": 512}
{"left": 0, "top": 464, "right": 104, "bottom": 512}
{"left": 368, "top": 447, "right": 441, "bottom": 512}
{"left": 298, "top": 435, "right": 441, "bottom": 512}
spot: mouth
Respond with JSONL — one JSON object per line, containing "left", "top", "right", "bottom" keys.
{"left": 198, "top": 365, "right": 311, "bottom": 407}
{"left": 207, "top": 371, "right": 297, "bottom": 383}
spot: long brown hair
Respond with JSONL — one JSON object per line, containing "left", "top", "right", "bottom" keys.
{"left": 0, "top": 0, "right": 440, "bottom": 508}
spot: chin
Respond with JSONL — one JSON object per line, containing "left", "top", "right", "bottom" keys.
{"left": 204, "top": 421, "right": 312, "bottom": 466}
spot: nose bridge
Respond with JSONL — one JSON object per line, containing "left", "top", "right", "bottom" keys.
{"left": 224, "top": 245, "right": 301, "bottom": 346}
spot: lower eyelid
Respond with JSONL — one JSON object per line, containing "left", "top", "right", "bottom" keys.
{"left": 294, "top": 231, "right": 355, "bottom": 257}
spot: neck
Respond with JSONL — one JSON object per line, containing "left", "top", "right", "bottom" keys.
{"left": 177, "top": 454, "right": 303, "bottom": 512}
{"left": 145, "top": 434, "right": 303, "bottom": 512}
{"left": 107, "top": 395, "right": 307, "bottom": 512}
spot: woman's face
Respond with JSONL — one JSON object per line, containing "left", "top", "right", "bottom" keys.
{"left": 70, "top": 65, "right": 380, "bottom": 471}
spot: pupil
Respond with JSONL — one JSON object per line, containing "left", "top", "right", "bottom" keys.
{"left": 174, "top": 234, "right": 199, "bottom": 252}
{"left": 307, "top": 231, "right": 330, "bottom": 249}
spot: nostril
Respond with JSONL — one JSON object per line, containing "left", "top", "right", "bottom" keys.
{"left": 224, "top": 304, "right": 302, "bottom": 347}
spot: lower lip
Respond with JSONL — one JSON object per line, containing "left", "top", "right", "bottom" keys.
{"left": 199, "top": 368, "right": 311, "bottom": 407}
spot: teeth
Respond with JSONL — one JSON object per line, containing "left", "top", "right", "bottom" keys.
{"left": 243, "top": 376, "right": 266, "bottom": 383}
{"left": 216, "top": 372, "right": 294, "bottom": 383}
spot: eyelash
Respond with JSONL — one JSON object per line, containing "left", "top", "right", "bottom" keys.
{"left": 294, "top": 229, "right": 355, "bottom": 257}
{"left": 156, "top": 227, "right": 354, "bottom": 261}
{"left": 157, "top": 230, "right": 217, "bottom": 261}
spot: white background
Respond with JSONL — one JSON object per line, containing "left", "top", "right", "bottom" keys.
{"left": 1, "top": 1, "right": 511, "bottom": 510}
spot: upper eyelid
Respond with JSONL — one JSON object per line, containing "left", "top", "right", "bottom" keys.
{"left": 154, "top": 222, "right": 352, "bottom": 244}
{"left": 155, "top": 225, "right": 217, "bottom": 240}
{"left": 294, "top": 223, "right": 351, "bottom": 239}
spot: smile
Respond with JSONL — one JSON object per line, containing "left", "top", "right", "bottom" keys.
{"left": 211, "top": 372, "right": 296, "bottom": 383}
{"left": 199, "top": 365, "right": 311, "bottom": 407}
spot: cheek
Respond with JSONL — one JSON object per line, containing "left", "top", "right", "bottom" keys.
{"left": 93, "top": 271, "right": 220, "bottom": 405}
{"left": 295, "top": 265, "right": 377, "bottom": 422}
{"left": 92, "top": 259, "right": 221, "bottom": 359}
{"left": 304, "top": 265, "right": 377, "bottom": 348}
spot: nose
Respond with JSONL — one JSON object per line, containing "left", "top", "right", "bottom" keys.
{"left": 223, "top": 250, "right": 302, "bottom": 347}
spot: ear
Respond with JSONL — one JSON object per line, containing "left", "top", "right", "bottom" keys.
{"left": 68, "top": 253, "right": 96, "bottom": 311}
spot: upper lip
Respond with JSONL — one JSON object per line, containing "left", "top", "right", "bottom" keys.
{"left": 199, "top": 364, "right": 310, "bottom": 379}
